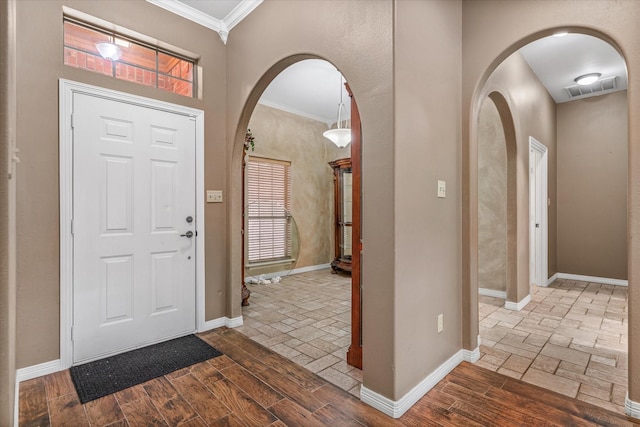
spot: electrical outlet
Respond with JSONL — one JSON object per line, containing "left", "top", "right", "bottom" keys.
{"left": 437, "top": 314, "right": 444, "bottom": 333}
{"left": 206, "top": 190, "right": 223, "bottom": 203}
{"left": 437, "top": 180, "right": 446, "bottom": 198}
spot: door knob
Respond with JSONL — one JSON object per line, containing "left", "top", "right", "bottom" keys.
{"left": 180, "top": 230, "right": 194, "bottom": 238}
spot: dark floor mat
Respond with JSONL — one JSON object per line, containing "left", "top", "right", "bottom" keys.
{"left": 70, "top": 334, "right": 222, "bottom": 403}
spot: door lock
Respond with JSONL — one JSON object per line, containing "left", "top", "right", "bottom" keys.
{"left": 180, "top": 230, "right": 194, "bottom": 238}
{"left": 186, "top": 216, "right": 193, "bottom": 223}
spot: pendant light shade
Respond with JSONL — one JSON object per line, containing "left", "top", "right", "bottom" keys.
{"left": 324, "top": 74, "right": 351, "bottom": 147}
{"left": 323, "top": 128, "right": 351, "bottom": 148}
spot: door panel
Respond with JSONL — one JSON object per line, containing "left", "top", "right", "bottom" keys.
{"left": 73, "top": 93, "right": 196, "bottom": 363}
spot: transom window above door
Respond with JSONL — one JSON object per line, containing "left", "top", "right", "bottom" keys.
{"left": 63, "top": 18, "right": 197, "bottom": 97}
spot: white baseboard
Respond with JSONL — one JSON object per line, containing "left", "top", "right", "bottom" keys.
{"left": 504, "top": 294, "right": 531, "bottom": 311}
{"left": 361, "top": 348, "right": 472, "bottom": 418}
{"left": 626, "top": 393, "right": 640, "bottom": 419}
{"left": 463, "top": 346, "right": 481, "bottom": 363}
{"left": 244, "top": 263, "right": 331, "bottom": 282}
{"left": 199, "top": 316, "right": 243, "bottom": 332}
{"left": 16, "top": 359, "right": 63, "bottom": 383}
{"left": 478, "top": 288, "right": 506, "bottom": 299}
{"left": 556, "top": 272, "right": 628, "bottom": 287}
{"left": 546, "top": 273, "right": 558, "bottom": 286}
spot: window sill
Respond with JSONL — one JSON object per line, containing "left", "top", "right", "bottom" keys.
{"left": 246, "top": 258, "right": 296, "bottom": 268}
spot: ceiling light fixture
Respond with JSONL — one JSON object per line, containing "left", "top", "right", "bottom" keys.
{"left": 323, "top": 74, "right": 351, "bottom": 148}
{"left": 575, "top": 73, "right": 601, "bottom": 86}
{"left": 552, "top": 31, "right": 568, "bottom": 37}
{"left": 95, "top": 42, "right": 122, "bottom": 61}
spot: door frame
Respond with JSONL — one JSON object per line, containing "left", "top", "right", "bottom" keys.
{"left": 529, "top": 136, "right": 548, "bottom": 287}
{"left": 59, "top": 79, "right": 205, "bottom": 369}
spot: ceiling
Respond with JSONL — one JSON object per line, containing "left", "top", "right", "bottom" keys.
{"left": 147, "top": 1, "right": 628, "bottom": 119}
{"left": 519, "top": 33, "right": 627, "bottom": 103}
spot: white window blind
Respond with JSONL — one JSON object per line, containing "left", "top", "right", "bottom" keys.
{"left": 246, "top": 158, "right": 292, "bottom": 264}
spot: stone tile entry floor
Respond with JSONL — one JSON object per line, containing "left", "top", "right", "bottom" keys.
{"left": 236, "top": 269, "right": 362, "bottom": 397}
{"left": 479, "top": 278, "right": 628, "bottom": 414}
{"left": 237, "top": 270, "right": 628, "bottom": 415}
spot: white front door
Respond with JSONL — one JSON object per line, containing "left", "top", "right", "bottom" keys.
{"left": 72, "top": 93, "right": 197, "bottom": 363}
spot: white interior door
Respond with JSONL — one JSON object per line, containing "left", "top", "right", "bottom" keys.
{"left": 529, "top": 137, "right": 548, "bottom": 287}
{"left": 72, "top": 93, "right": 196, "bottom": 363}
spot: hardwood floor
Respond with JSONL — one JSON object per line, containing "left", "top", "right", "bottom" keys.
{"left": 19, "top": 328, "right": 640, "bottom": 426}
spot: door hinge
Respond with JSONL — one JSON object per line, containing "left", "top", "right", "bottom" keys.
{"left": 71, "top": 114, "right": 74, "bottom": 129}
{"left": 71, "top": 326, "right": 74, "bottom": 341}
{"left": 71, "top": 219, "right": 74, "bottom": 235}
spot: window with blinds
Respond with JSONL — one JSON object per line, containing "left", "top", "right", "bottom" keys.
{"left": 246, "top": 158, "right": 292, "bottom": 264}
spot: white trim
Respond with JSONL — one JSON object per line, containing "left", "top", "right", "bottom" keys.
{"left": 556, "top": 272, "right": 628, "bottom": 287}
{"left": 529, "top": 136, "right": 549, "bottom": 290}
{"left": 361, "top": 349, "right": 464, "bottom": 418}
{"left": 146, "top": 0, "right": 224, "bottom": 33}
{"left": 224, "top": 0, "right": 263, "bottom": 31}
{"left": 463, "top": 346, "right": 481, "bottom": 363}
{"left": 199, "top": 316, "right": 244, "bottom": 332}
{"left": 145, "top": 0, "right": 263, "bottom": 44}
{"left": 245, "top": 263, "right": 331, "bottom": 283}
{"left": 14, "top": 378, "right": 19, "bottom": 427}
{"left": 16, "top": 360, "right": 63, "bottom": 383}
{"left": 626, "top": 393, "right": 640, "bottom": 419}
{"left": 546, "top": 272, "right": 558, "bottom": 287}
{"left": 504, "top": 294, "right": 532, "bottom": 311}
{"left": 59, "top": 79, "right": 205, "bottom": 369}
{"left": 478, "top": 288, "right": 507, "bottom": 299}
{"left": 258, "top": 98, "right": 333, "bottom": 127}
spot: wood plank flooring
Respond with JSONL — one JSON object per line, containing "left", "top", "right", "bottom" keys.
{"left": 19, "top": 327, "right": 640, "bottom": 426}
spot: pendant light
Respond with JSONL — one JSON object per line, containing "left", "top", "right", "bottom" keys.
{"left": 323, "top": 75, "right": 351, "bottom": 148}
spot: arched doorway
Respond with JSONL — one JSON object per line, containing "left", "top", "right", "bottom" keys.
{"left": 231, "top": 57, "right": 364, "bottom": 387}
{"left": 467, "top": 29, "right": 631, "bottom": 414}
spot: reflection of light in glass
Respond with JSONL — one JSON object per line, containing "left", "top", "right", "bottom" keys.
{"left": 95, "top": 42, "right": 122, "bottom": 60}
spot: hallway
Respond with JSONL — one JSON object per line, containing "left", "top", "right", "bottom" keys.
{"left": 479, "top": 279, "right": 628, "bottom": 413}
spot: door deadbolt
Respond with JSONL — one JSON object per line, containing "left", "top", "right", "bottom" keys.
{"left": 186, "top": 216, "right": 193, "bottom": 223}
{"left": 180, "top": 230, "right": 194, "bottom": 238}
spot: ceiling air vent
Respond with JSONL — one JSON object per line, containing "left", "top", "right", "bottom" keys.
{"left": 564, "top": 76, "right": 618, "bottom": 99}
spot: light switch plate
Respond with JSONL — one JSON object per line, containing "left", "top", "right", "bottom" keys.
{"left": 207, "top": 190, "right": 223, "bottom": 203}
{"left": 437, "top": 180, "right": 446, "bottom": 198}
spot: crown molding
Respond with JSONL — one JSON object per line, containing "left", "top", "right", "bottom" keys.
{"left": 225, "top": 0, "right": 263, "bottom": 31}
{"left": 146, "top": 0, "right": 262, "bottom": 44}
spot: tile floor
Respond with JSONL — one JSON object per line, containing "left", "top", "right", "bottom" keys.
{"left": 236, "top": 269, "right": 362, "bottom": 397}
{"left": 237, "top": 271, "right": 629, "bottom": 415}
{"left": 478, "top": 278, "right": 628, "bottom": 414}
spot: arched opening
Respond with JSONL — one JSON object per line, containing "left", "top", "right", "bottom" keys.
{"left": 230, "top": 56, "right": 364, "bottom": 394}
{"left": 469, "top": 29, "right": 630, "bottom": 414}
{"left": 477, "top": 92, "right": 517, "bottom": 305}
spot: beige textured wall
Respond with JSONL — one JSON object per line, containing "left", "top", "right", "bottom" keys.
{"left": 478, "top": 98, "right": 507, "bottom": 292}
{"left": 247, "top": 103, "right": 345, "bottom": 271}
{"left": 0, "top": 0, "right": 17, "bottom": 423}
{"left": 394, "top": 0, "right": 462, "bottom": 397}
{"left": 15, "top": 0, "right": 227, "bottom": 368}
{"left": 461, "top": 0, "right": 640, "bottom": 402}
{"left": 557, "top": 91, "right": 628, "bottom": 280}
{"left": 477, "top": 52, "right": 557, "bottom": 302}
